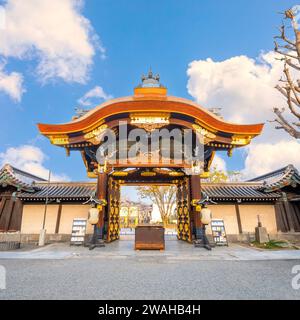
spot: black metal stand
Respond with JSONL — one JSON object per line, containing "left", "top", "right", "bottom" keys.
{"left": 193, "top": 225, "right": 213, "bottom": 250}
{"left": 88, "top": 225, "right": 105, "bottom": 250}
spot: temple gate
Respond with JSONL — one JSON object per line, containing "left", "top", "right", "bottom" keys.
{"left": 38, "top": 70, "right": 263, "bottom": 244}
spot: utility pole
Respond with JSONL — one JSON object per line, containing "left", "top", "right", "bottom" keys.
{"left": 38, "top": 170, "right": 51, "bottom": 246}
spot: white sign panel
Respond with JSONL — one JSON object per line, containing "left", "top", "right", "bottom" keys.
{"left": 211, "top": 219, "right": 228, "bottom": 246}
{"left": 70, "top": 218, "right": 87, "bottom": 245}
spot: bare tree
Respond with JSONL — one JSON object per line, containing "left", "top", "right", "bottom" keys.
{"left": 273, "top": 7, "right": 300, "bottom": 138}
{"left": 137, "top": 186, "right": 176, "bottom": 227}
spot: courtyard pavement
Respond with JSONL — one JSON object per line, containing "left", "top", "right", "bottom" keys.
{"left": 0, "top": 236, "right": 300, "bottom": 261}
{"left": 0, "top": 238, "right": 300, "bottom": 299}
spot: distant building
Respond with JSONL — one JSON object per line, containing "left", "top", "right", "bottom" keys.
{"left": 120, "top": 199, "right": 152, "bottom": 228}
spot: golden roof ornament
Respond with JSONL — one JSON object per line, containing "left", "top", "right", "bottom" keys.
{"left": 134, "top": 68, "right": 167, "bottom": 96}
{"left": 139, "top": 68, "right": 164, "bottom": 88}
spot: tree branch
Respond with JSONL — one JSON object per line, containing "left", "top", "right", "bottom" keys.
{"left": 275, "top": 24, "right": 296, "bottom": 46}
{"left": 273, "top": 107, "right": 300, "bottom": 138}
{"left": 286, "top": 58, "right": 300, "bottom": 71}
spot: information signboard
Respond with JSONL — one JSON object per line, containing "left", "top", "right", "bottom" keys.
{"left": 70, "top": 218, "right": 87, "bottom": 245}
{"left": 211, "top": 219, "right": 228, "bottom": 246}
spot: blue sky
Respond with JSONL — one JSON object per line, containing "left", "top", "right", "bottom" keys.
{"left": 0, "top": 0, "right": 299, "bottom": 186}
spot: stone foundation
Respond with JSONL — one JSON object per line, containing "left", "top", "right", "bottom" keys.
{"left": 227, "top": 232, "right": 300, "bottom": 243}
{"left": 0, "top": 232, "right": 300, "bottom": 244}
{"left": 0, "top": 232, "right": 90, "bottom": 244}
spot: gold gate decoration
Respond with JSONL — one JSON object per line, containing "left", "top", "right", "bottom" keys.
{"left": 107, "top": 177, "right": 120, "bottom": 242}
{"left": 176, "top": 178, "right": 192, "bottom": 242}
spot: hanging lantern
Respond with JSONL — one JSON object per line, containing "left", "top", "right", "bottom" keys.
{"left": 200, "top": 207, "right": 212, "bottom": 225}
{"left": 88, "top": 207, "right": 99, "bottom": 225}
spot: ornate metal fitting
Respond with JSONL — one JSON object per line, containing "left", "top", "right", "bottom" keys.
{"left": 98, "top": 162, "right": 107, "bottom": 174}
{"left": 191, "top": 199, "right": 201, "bottom": 207}
{"left": 227, "top": 148, "right": 233, "bottom": 157}
{"left": 196, "top": 205, "right": 202, "bottom": 212}
{"left": 98, "top": 199, "right": 107, "bottom": 207}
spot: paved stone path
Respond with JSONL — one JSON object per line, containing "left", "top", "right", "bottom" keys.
{"left": 0, "top": 240, "right": 300, "bottom": 299}
{"left": 1, "top": 239, "right": 300, "bottom": 261}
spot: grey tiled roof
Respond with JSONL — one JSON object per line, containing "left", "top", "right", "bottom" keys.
{"left": 19, "top": 182, "right": 96, "bottom": 200}
{"left": 0, "top": 164, "right": 45, "bottom": 192}
{"left": 18, "top": 181, "right": 280, "bottom": 202}
{"left": 2, "top": 163, "right": 298, "bottom": 202}
{"left": 248, "top": 164, "right": 300, "bottom": 192}
{"left": 202, "top": 183, "right": 280, "bottom": 201}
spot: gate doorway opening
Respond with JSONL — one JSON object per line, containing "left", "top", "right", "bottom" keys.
{"left": 101, "top": 170, "right": 197, "bottom": 244}
{"left": 119, "top": 185, "right": 178, "bottom": 240}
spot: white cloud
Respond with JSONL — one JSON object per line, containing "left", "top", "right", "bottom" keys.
{"left": 78, "top": 85, "right": 112, "bottom": 107}
{"left": 0, "top": 0, "right": 103, "bottom": 84}
{"left": 0, "top": 145, "right": 69, "bottom": 181}
{"left": 187, "top": 51, "right": 300, "bottom": 178}
{"left": 187, "top": 51, "right": 286, "bottom": 124}
{"left": 243, "top": 140, "right": 300, "bottom": 178}
{"left": 0, "top": 5, "right": 5, "bottom": 30}
{"left": 210, "top": 154, "right": 227, "bottom": 172}
{"left": 0, "top": 61, "right": 24, "bottom": 101}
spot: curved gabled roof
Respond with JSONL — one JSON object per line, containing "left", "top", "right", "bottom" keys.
{"left": 38, "top": 95, "right": 264, "bottom": 136}
{"left": 0, "top": 164, "right": 45, "bottom": 192}
{"left": 248, "top": 164, "right": 300, "bottom": 192}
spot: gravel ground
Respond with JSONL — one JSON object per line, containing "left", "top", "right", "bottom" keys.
{"left": 0, "top": 257, "right": 300, "bottom": 300}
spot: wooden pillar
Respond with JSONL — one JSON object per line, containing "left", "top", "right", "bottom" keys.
{"left": 235, "top": 203, "right": 243, "bottom": 234}
{"left": 9, "top": 199, "right": 23, "bottom": 232}
{"left": 55, "top": 203, "right": 62, "bottom": 234}
{"left": 282, "top": 193, "right": 295, "bottom": 232}
{"left": 96, "top": 172, "right": 108, "bottom": 239}
{"left": 0, "top": 197, "right": 6, "bottom": 230}
{"left": 190, "top": 175, "right": 202, "bottom": 239}
{"left": 0, "top": 194, "right": 23, "bottom": 232}
{"left": 4, "top": 198, "right": 15, "bottom": 231}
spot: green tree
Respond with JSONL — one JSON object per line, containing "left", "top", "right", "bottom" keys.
{"left": 207, "top": 166, "right": 242, "bottom": 183}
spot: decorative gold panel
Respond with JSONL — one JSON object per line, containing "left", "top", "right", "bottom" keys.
{"left": 107, "top": 177, "right": 120, "bottom": 242}
{"left": 231, "top": 135, "right": 251, "bottom": 146}
{"left": 49, "top": 135, "right": 69, "bottom": 145}
{"left": 176, "top": 178, "right": 192, "bottom": 242}
{"left": 140, "top": 171, "right": 157, "bottom": 177}
{"left": 130, "top": 112, "right": 170, "bottom": 132}
{"left": 193, "top": 124, "right": 216, "bottom": 140}
{"left": 83, "top": 124, "right": 108, "bottom": 144}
